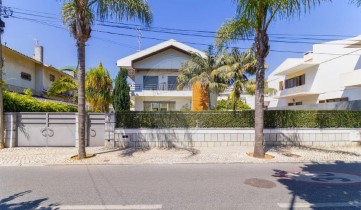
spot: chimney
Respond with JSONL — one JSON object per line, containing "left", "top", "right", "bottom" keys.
{"left": 34, "top": 45, "right": 44, "bottom": 63}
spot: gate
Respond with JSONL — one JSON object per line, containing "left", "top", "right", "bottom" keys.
{"left": 17, "top": 113, "right": 76, "bottom": 147}
{"left": 88, "top": 113, "right": 105, "bottom": 146}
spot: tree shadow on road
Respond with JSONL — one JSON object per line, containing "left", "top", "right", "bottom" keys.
{"left": 0, "top": 190, "right": 59, "bottom": 210}
{"left": 273, "top": 161, "right": 361, "bottom": 210}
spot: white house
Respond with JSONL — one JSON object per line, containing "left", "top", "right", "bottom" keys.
{"left": 267, "top": 35, "right": 361, "bottom": 108}
{"left": 117, "top": 39, "right": 207, "bottom": 111}
{"left": 3, "top": 45, "right": 73, "bottom": 100}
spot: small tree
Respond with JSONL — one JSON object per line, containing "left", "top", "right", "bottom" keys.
{"left": 85, "top": 62, "right": 112, "bottom": 112}
{"left": 113, "top": 68, "right": 130, "bottom": 112}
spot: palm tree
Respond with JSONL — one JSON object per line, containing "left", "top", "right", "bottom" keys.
{"left": 216, "top": 0, "right": 327, "bottom": 158}
{"left": 85, "top": 62, "right": 112, "bottom": 112}
{"left": 217, "top": 48, "right": 257, "bottom": 110}
{"left": 47, "top": 77, "right": 78, "bottom": 102}
{"left": 60, "top": 66, "right": 78, "bottom": 79}
{"left": 243, "top": 78, "right": 277, "bottom": 96}
{"left": 350, "top": 0, "right": 361, "bottom": 6}
{"left": 177, "top": 47, "right": 228, "bottom": 110}
{"left": 61, "top": 0, "right": 152, "bottom": 159}
{"left": 0, "top": 0, "right": 4, "bottom": 149}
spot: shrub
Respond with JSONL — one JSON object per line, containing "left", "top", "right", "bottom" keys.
{"left": 3, "top": 91, "right": 77, "bottom": 112}
{"left": 116, "top": 110, "right": 361, "bottom": 128}
{"left": 215, "top": 99, "right": 251, "bottom": 110}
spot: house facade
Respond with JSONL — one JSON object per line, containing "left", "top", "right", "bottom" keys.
{"left": 267, "top": 36, "right": 361, "bottom": 108}
{"left": 117, "top": 39, "right": 207, "bottom": 111}
{"left": 3, "top": 45, "right": 73, "bottom": 100}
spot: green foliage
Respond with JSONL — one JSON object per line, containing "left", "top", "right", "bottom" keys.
{"left": 243, "top": 78, "right": 277, "bottom": 96}
{"left": 215, "top": 99, "right": 251, "bottom": 110}
{"left": 23, "top": 89, "right": 33, "bottom": 96}
{"left": 3, "top": 91, "right": 77, "bottom": 112}
{"left": 177, "top": 46, "right": 229, "bottom": 94}
{"left": 117, "top": 111, "right": 255, "bottom": 128}
{"left": 85, "top": 62, "right": 112, "bottom": 112}
{"left": 113, "top": 68, "right": 130, "bottom": 112}
{"left": 116, "top": 110, "right": 361, "bottom": 128}
{"left": 48, "top": 77, "right": 77, "bottom": 96}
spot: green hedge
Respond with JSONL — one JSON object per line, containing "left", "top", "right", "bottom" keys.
{"left": 116, "top": 110, "right": 361, "bottom": 128}
{"left": 3, "top": 91, "right": 77, "bottom": 112}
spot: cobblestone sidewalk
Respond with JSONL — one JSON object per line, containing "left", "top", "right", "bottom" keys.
{"left": 0, "top": 146, "right": 360, "bottom": 166}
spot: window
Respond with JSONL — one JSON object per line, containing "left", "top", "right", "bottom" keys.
{"left": 320, "top": 97, "right": 349, "bottom": 103}
{"left": 21, "top": 72, "right": 31, "bottom": 81}
{"left": 279, "top": 81, "right": 284, "bottom": 91}
{"left": 143, "top": 76, "right": 158, "bottom": 90}
{"left": 49, "top": 74, "right": 55, "bottom": 82}
{"left": 285, "top": 74, "right": 305, "bottom": 89}
{"left": 167, "top": 76, "right": 178, "bottom": 90}
{"left": 288, "top": 101, "right": 303, "bottom": 106}
{"left": 144, "top": 101, "right": 176, "bottom": 111}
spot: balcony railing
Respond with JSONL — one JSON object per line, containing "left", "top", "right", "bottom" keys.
{"left": 133, "top": 84, "right": 188, "bottom": 91}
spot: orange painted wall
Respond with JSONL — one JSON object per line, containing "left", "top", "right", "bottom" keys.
{"left": 192, "top": 81, "right": 208, "bottom": 111}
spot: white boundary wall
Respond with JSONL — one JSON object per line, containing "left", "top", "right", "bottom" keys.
{"left": 115, "top": 128, "right": 361, "bottom": 148}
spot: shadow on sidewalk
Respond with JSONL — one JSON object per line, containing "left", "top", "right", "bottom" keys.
{"left": 0, "top": 190, "right": 59, "bottom": 210}
{"left": 265, "top": 145, "right": 361, "bottom": 157}
{"left": 118, "top": 147, "right": 200, "bottom": 158}
{"left": 273, "top": 161, "right": 361, "bottom": 210}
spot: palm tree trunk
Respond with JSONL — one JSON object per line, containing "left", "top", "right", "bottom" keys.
{"left": 253, "top": 31, "right": 269, "bottom": 158}
{"left": 77, "top": 41, "right": 86, "bottom": 159}
{"left": 0, "top": 27, "right": 4, "bottom": 149}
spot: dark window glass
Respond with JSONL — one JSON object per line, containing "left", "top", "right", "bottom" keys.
{"left": 49, "top": 74, "right": 55, "bottom": 82}
{"left": 167, "top": 76, "right": 178, "bottom": 90}
{"left": 143, "top": 76, "right": 158, "bottom": 90}
{"left": 285, "top": 74, "right": 305, "bottom": 89}
{"left": 21, "top": 72, "right": 31, "bottom": 81}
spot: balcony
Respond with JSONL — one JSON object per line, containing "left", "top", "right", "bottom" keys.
{"left": 131, "top": 84, "right": 192, "bottom": 97}
{"left": 340, "top": 71, "right": 361, "bottom": 87}
{"left": 276, "top": 85, "right": 319, "bottom": 99}
{"left": 273, "top": 58, "right": 319, "bottom": 76}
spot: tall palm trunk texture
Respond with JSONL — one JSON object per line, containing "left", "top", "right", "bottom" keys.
{"left": 0, "top": 16, "right": 4, "bottom": 149}
{"left": 253, "top": 31, "right": 269, "bottom": 158}
{"left": 77, "top": 41, "right": 86, "bottom": 158}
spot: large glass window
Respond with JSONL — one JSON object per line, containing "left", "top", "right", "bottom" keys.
{"left": 167, "top": 76, "right": 178, "bottom": 90}
{"left": 143, "top": 76, "right": 158, "bottom": 90}
{"left": 144, "top": 101, "right": 176, "bottom": 111}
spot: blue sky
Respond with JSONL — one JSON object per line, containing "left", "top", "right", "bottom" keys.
{"left": 2, "top": 0, "right": 361, "bottom": 80}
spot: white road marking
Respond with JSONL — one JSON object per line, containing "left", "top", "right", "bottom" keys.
{"left": 37, "top": 204, "right": 162, "bottom": 210}
{"left": 278, "top": 201, "right": 360, "bottom": 208}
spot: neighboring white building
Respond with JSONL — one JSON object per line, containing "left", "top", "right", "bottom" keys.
{"left": 217, "top": 87, "right": 257, "bottom": 109}
{"left": 267, "top": 35, "right": 361, "bottom": 108}
{"left": 117, "top": 39, "right": 206, "bottom": 111}
{"left": 3, "top": 45, "right": 73, "bottom": 100}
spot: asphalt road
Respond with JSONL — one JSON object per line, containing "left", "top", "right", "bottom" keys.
{"left": 0, "top": 162, "right": 360, "bottom": 210}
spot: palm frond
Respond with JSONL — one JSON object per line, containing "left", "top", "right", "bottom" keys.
{"left": 92, "top": 0, "right": 152, "bottom": 25}
{"left": 48, "top": 77, "right": 77, "bottom": 96}
{"left": 215, "top": 18, "right": 255, "bottom": 49}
